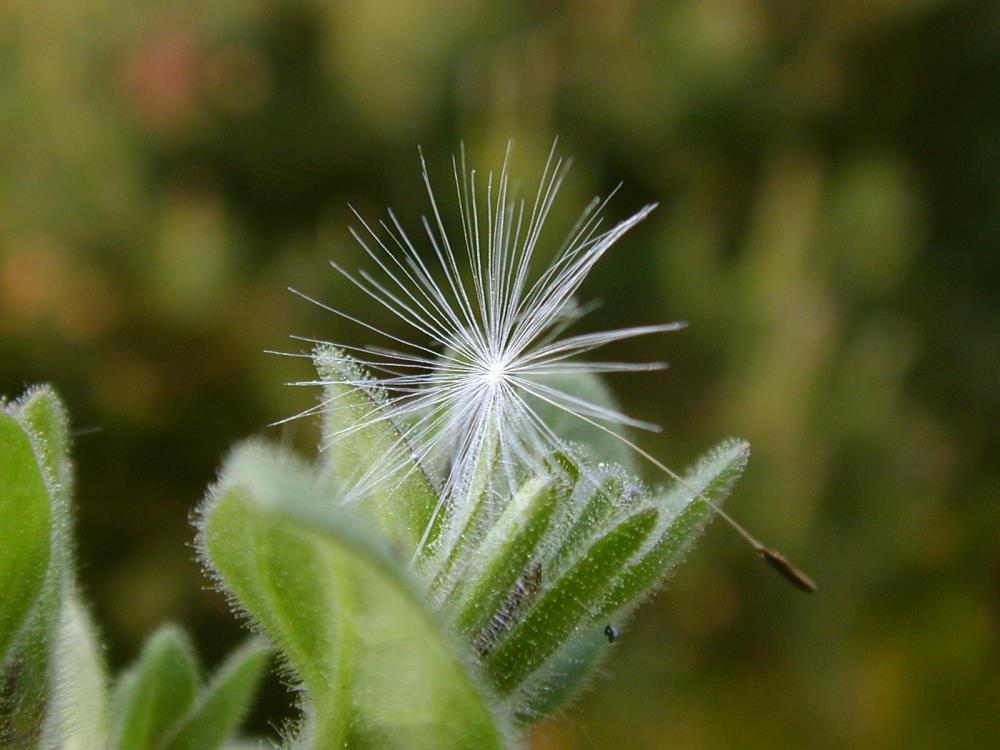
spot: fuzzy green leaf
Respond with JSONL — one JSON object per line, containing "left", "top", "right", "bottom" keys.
{"left": 512, "top": 440, "right": 750, "bottom": 721}
{"left": 546, "top": 469, "right": 626, "bottom": 576}
{"left": 15, "top": 385, "right": 73, "bottom": 508}
{"left": 36, "top": 589, "right": 110, "bottom": 750}
{"left": 313, "top": 345, "right": 441, "bottom": 555}
{"left": 512, "top": 626, "right": 609, "bottom": 723}
{"left": 0, "top": 409, "right": 51, "bottom": 663}
{"left": 485, "top": 508, "right": 658, "bottom": 694}
{"left": 161, "top": 639, "right": 269, "bottom": 750}
{"left": 197, "top": 443, "right": 344, "bottom": 726}
{"left": 427, "top": 429, "right": 499, "bottom": 589}
{"left": 451, "top": 476, "right": 557, "bottom": 638}
{"left": 112, "top": 625, "right": 200, "bottom": 750}
{"left": 4, "top": 387, "right": 76, "bottom": 735}
{"left": 597, "top": 438, "right": 750, "bottom": 618}
{"left": 199, "top": 441, "right": 515, "bottom": 750}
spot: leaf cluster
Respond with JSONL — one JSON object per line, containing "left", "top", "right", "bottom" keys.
{"left": 1, "top": 388, "right": 267, "bottom": 750}
{"left": 196, "top": 349, "right": 750, "bottom": 747}
{"left": 1, "top": 356, "right": 748, "bottom": 749}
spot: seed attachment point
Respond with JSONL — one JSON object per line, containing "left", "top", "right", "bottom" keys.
{"left": 757, "top": 547, "right": 817, "bottom": 593}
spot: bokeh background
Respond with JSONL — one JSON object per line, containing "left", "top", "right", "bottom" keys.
{"left": 2, "top": 1, "right": 998, "bottom": 747}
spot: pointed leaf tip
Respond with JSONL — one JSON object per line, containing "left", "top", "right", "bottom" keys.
{"left": 162, "top": 639, "right": 270, "bottom": 750}
{"left": 112, "top": 625, "right": 200, "bottom": 750}
{"left": 597, "top": 437, "right": 751, "bottom": 619}
{"left": 312, "top": 344, "right": 441, "bottom": 555}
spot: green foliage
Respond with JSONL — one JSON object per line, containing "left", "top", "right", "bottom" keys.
{"left": 111, "top": 627, "right": 267, "bottom": 750}
{"left": 199, "top": 443, "right": 515, "bottom": 749}
{"left": 9, "top": 390, "right": 74, "bottom": 656}
{"left": 160, "top": 640, "right": 269, "bottom": 750}
{"left": 314, "top": 345, "right": 441, "bottom": 554}
{"left": 191, "top": 349, "right": 748, "bottom": 746}
{"left": 111, "top": 626, "right": 200, "bottom": 750}
{"left": 0, "top": 408, "right": 52, "bottom": 664}
{"left": 596, "top": 438, "right": 751, "bottom": 619}
{"left": 484, "top": 508, "right": 659, "bottom": 694}
{"left": 36, "top": 592, "right": 109, "bottom": 750}
{"left": 1, "top": 366, "right": 747, "bottom": 747}
{"left": 2, "top": 388, "right": 78, "bottom": 742}
{"left": 0, "top": 388, "right": 267, "bottom": 750}
{"left": 450, "top": 476, "right": 557, "bottom": 639}
{"left": 2, "top": 2, "right": 995, "bottom": 744}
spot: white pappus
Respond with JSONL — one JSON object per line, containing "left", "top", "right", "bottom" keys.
{"left": 275, "top": 140, "right": 816, "bottom": 592}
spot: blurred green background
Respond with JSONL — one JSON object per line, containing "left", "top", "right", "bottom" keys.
{"left": 2, "top": 1, "right": 998, "bottom": 747}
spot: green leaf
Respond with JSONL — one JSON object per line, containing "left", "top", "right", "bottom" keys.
{"left": 198, "top": 441, "right": 515, "bottom": 750}
{"left": 14, "top": 385, "right": 73, "bottom": 509}
{"left": 313, "top": 345, "right": 441, "bottom": 555}
{"left": 196, "top": 442, "right": 344, "bottom": 728}
{"left": 112, "top": 625, "right": 200, "bottom": 750}
{"left": 5, "top": 387, "right": 76, "bottom": 735}
{"left": 510, "top": 441, "right": 749, "bottom": 722}
{"left": 545, "top": 469, "right": 626, "bottom": 576}
{"left": 0, "top": 409, "right": 51, "bottom": 663}
{"left": 451, "top": 476, "right": 557, "bottom": 639}
{"left": 512, "top": 626, "right": 609, "bottom": 723}
{"left": 596, "top": 438, "right": 750, "bottom": 618}
{"left": 36, "top": 589, "right": 110, "bottom": 750}
{"left": 426, "top": 429, "right": 499, "bottom": 589}
{"left": 162, "top": 639, "right": 269, "bottom": 750}
{"left": 485, "top": 508, "right": 658, "bottom": 694}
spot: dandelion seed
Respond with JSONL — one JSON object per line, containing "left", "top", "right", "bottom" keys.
{"left": 284, "top": 141, "right": 668, "bottom": 529}
{"left": 283, "top": 140, "right": 815, "bottom": 592}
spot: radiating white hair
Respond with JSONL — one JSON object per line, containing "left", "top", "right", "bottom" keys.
{"left": 279, "top": 141, "right": 682, "bottom": 557}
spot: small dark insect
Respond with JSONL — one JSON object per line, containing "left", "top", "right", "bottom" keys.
{"left": 604, "top": 624, "right": 620, "bottom": 643}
